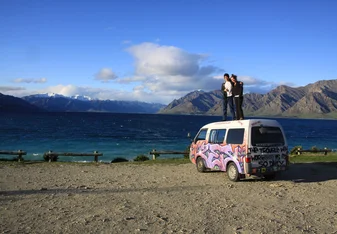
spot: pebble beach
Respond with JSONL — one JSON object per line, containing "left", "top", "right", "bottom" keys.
{"left": 1, "top": 161, "right": 337, "bottom": 233}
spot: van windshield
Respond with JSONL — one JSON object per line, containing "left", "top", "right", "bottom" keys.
{"left": 251, "top": 126, "right": 285, "bottom": 146}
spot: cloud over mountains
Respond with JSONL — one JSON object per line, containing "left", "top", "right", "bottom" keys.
{"left": 13, "top": 78, "right": 47, "bottom": 84}
{"left": 121, "top": 42, "right": 223, "bottom": 100}
{"left": 2, "top": 42, "right": 297, "bottom": 104}
{"left": 94, "top": 68, "right": 118, "bottom": 82}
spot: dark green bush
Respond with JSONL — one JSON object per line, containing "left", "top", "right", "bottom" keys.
{"left": 290, "top": 145, "right": 302, "bottom": 155}
{"left": 111, "top": 157, "right": 129, "bottom": 163}
{"left": 184, "top": 145, "right": 190, "bottom": 159}
{"left": 134, "top": 154, "right": 149, "bottom": 161}
{"left": 311, "top": 145, "right": 319, "bottom": 153}
{"left": 43, "top": 153, "right": 58, "bottom": 162}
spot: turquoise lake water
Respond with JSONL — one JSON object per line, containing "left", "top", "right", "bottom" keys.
{"left": 1, "top": 112, "right": 336, "bottom": 162}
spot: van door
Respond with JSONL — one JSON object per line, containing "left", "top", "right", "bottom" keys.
{"left": 248, "top": 126, "right": 288, "bottom": 174}
{"left": 190, "top": 128, "right": 230, "bottom": 171}
{"left": 225, "top": 128, "right": 247, "bottom": 174}
{"left": 189, "top": 128, "right": 208, "bottom": 164}
{"left": 207, "top": 129, "right": 227, "bottom": 170}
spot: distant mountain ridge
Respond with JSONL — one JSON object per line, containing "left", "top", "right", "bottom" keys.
{"left": 22, "top": 94, "right": 165, "bottom": 113}
{"left": 2, "top": 79, "right": 337, "bottom": 117}
{"left": 158, "top": 79, "right": 337, "bottom": 118}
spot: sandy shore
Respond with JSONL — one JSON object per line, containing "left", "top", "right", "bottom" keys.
{"left": 1, "top": 161, "right": 337, "bottom": 234}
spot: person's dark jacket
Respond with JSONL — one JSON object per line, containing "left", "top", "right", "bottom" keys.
{"left": 232, "top": 82, "right": 243, "bottom": 97}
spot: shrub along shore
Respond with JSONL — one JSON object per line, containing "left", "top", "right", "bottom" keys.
{"left": 1, "top": 153, "right": 337, "bottom": 165}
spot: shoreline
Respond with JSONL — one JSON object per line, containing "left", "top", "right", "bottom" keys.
{"left": 2, "top": 110, "right": 337, "bottom": 120}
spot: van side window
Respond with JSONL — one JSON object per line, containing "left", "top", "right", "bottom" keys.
{"left": 226, "top": 128, "right": 244, "bottom": 144}
{"left": 194, "top": 129, "right": 207, "bottom": 143}
{"left": 209, "top": 129, "right": 226, "bottom": 144}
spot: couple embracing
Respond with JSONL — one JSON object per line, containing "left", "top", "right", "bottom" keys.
{"left": 221, "top": 73, "right": 244, "bottom": 121}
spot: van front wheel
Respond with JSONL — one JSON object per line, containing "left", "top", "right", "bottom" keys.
{"left": 227, "top": 162, "right": 240, "bottom": 182}
{"left": 196, "top": 157, "right": 206, "bottom": 173}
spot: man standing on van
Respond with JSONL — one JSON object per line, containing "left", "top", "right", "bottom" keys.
{"left": 231, "top": 74, "right": 244, "bottom": 120}
{"left": 221, "top": 73, "right": 236, "bottom": 121}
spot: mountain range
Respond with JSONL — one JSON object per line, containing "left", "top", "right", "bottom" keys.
{"left": 1, "top": 79, "right": 337, "bottom": 118}
{"left": 158, "top": 79, "right": 337, "bottom": 118}
{"left": 0, "top": 93, "right": 165, "bottom": 113}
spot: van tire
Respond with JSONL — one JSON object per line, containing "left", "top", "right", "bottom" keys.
{"left": 227, "top": 162, "right": 240, "bottom": 182}
{"left": 196, "top": 157, "right": 206, "bottom": 173}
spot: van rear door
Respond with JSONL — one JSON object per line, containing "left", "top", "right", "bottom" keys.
{"left": 249, "top": 126, "right": 288, "bottom": 173}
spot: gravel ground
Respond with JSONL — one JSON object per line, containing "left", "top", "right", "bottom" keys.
{"left": 0, "top": 161, "right": 337, "bottom": 234}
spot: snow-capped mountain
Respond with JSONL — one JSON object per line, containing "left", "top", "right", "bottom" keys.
{"left": 21, "top": 93, "right": 165, "bottom": 113}
{"left": 28, "top": 93, "right": 94, "bottom": 101}
{"left": 31, "top": 93, "right": 66, "bottom": 98}
{"left": 70, "top": 95, "right": 93, "bottom": 101}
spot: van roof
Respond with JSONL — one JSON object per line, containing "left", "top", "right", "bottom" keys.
{"left": 201, "top": 119, "right": 282, "bottom": 129}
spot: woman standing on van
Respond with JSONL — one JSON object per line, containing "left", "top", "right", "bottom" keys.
{"left": 231, "top": 74, "right": 244, "bottom": 120}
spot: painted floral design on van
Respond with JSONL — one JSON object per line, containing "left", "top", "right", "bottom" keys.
{"left": 190, "top": 140, "right": 246, "bottom": 173}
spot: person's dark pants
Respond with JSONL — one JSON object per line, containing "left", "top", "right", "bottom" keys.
{"left": 222, "top": 96, "right": 236, "bottom": 121}
{"left": 234, "top": 96, "right": 244, "bottom": 120}
{"left": 222, "top": 97, "right": 227, "bottom": 121}
{"left": 240, "top": 96, "right": 244, "bottom": 119}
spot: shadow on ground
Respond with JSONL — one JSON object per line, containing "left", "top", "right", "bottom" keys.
{"left": 276, "top": 162, "right": 337, "bottom": 183}
{"left": 0, "top": 185, "right": 203, "bottom": 197}
{"left": 202, "top": 162, "right": 337, "bottom": 183}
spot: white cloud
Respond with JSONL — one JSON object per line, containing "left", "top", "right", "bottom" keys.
{"left": 238, "top": 76, "right": 269, "bottom": 86}
{"left": 213, "top": 75, "right": 224, "bottom": 80}
{"left": 0, "top": 84, "right": 171, "bottom": 104}
{"left": 2, "top": 43, "right": 296, "bottom": 104}
{"left": 94, "top": 68, "right": 118, "bottom": 82}
{"left": 43, "top": 84, "right": 80, "bottom": 96}
{"left": 0, "top": 86, "right": 33, "bottom": 97}
{"left": 13, "top": 78, "right": 47, "bottom": 83}
{"left": 0, "top": 86, "right": 26, "bottom": 92}
{"left": 237, "top": 76, "right": 297, "bottom": 94}
{"left": 120, "top": 42, "right": 223, "bottom": 100}
{"left": 1, "top": 77, "right": 298, "bottom": 105}
{"left": 127, "top": 43, "right": 201, "bottom": 77}
{"left": 278, "top": 81, "right": 297, "bottom": 87}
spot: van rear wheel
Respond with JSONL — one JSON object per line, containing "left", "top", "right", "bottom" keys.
{"left": 196, "top": 157, "right": 206, "bottom": 173}
{"left": 227, "top": 162, "right": 240, "bottom": 182}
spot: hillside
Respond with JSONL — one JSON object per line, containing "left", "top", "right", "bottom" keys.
{"left": 0, "top": 93, "right": 44, "bottom": 112}
{"left": 158, "top": 79, "right": 337, "bottom": 118}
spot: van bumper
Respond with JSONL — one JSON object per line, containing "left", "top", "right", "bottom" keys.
{"left": 250, "top": 166, "right": 288, "bottom": 174}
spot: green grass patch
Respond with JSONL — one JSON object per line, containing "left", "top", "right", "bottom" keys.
{"left": 290, "top": 153, "right": 337, "bottom": 163}
{"left": 130, "top": 157, "right": 190, "bottom": 165}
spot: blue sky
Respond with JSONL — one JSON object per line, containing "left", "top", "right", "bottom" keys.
{"left": 1, "top": 0, "right": 337, "bottom": 104}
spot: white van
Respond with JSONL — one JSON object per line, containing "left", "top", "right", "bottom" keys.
{"left": 189, "top": 119, "right": 289, "bottom": 181}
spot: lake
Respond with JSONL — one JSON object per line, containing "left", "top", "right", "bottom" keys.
{"left": 1, "top": 112, "right": 336, "bottom": 162}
